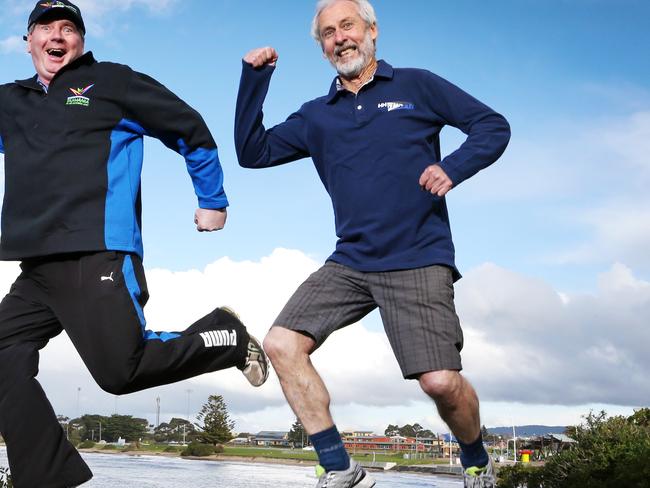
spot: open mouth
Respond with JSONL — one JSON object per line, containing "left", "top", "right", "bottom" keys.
{"left": 46, "top": 48, "right": 66, "bottom": 58}
{"left": 336, "top": 45, "right": 358, "bottom": 59}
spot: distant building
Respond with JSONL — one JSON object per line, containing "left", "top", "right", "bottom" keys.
{"left": 253, "top": 431, "right": 290, "bottom": 447}
{"left": 342, "top": 433, "right": 445, "bottom": 455}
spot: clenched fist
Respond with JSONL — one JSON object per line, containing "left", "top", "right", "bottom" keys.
{"left": 243, "top": 46, "right": 279, "bottom": 68}
{"left": 419, "top": 164, "right": 453, "bottom": 197}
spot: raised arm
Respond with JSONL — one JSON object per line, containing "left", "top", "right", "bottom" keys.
{"left": 235, "top": 47, "right": 310, "bottom": 169}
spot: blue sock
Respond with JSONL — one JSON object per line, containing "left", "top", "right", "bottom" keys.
{"left": 458, "top": 432, "right": 489, "bottom": 469}
{"left": 310, "top": 425, "right": 350, "bottom": 472}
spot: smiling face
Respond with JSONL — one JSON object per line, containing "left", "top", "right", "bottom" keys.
{"left": 318, "top": 0, "right": 377, "bottom": 79}
{"left": 27, "top": 18, "right": 84, "bottom": 86}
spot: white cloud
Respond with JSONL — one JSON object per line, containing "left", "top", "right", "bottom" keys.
{"left": 457, "top": 262, "right": 650, "bottom": 407}
{"left": 0, "top": 0, "right": 179, "bottom": 39}
{"left": 0, "top": 35, "right": 23, "bottom": 54}
{"left": 73, "top": 0, "right": 179, "bottom": 37}
{"left": 1, "top": 251, "right": 646, "bottom": 434}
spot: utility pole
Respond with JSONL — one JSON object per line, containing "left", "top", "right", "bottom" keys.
{"left": 156, "top": 397, "right": 161, "bottom": 428}
{"left": 76, "top": 387, "right": 81, "bottom": 419}
{"left": 99, "top": 421, "right": 102, "bottom": 442}
{"left": 183, "top": 389, "right": 192, "bottom": 444}
{"left": 186, "top": 389, "right": 192, "bottom": 421}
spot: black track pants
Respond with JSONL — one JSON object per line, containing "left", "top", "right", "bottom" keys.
{"left": 0, "top": 252, "right": 250, "bottom": 488}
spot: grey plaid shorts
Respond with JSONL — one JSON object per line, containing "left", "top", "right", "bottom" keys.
{"left": 273, "top": 261, "right": 464, "bottom": 378}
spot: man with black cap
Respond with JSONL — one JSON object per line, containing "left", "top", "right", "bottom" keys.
{"left": 0, "top": 1, "right": 269, "bottom": 486}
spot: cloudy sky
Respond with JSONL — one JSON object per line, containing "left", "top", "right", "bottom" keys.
{"left": 1, "top": 0, "right": 649, "bottom": 436}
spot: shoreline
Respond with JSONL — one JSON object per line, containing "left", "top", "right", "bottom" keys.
{"left": 78, "top": 448, "right": 319, "bottom": 467}
{"left": 3, "top": 445, "right": 462, "bottom": 477}
{"left": 77, "top": 448, "right": 463, "bottom": 477}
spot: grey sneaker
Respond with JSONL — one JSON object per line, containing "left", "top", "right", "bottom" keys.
{"left": 316, "top": 461, "right": 376, "bottom": 488}
{"left": 463, "top": 458, "right": 496, "bottom": 488}
{"left": 241, "top": 333, "right": 269, "bottom": 387}
{"left": 219, "top": 306, "right": 269, "bottom": 387}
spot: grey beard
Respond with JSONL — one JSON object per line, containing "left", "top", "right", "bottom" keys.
{"left": 335, "top": 54, "right": 367, "bottom": 78}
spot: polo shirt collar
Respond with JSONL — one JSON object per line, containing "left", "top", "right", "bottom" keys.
{"left": 325, "top": 59, "right": 394, "bottom": 104}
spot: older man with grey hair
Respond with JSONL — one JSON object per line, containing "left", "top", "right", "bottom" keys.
{"left": 235, "top": 1, "right": 510, "bottom": 487}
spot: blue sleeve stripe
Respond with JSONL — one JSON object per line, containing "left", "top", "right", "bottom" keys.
{"left": 144, "top": 330, "right": 182, "bottom": 342}
{"left": 177, "top": 139, "right": 229, "bottom": 208}
{"left": 122, "top": 254, "right": 147, "bottom": 328}
{"left": 105, "top": 119, "right": 145, "bottom": 258}
{"left": 122, "top": 254, "right": 181, "bottom": 343}
{"left": 0, "top": 135, "right": 4, "bottom": 154}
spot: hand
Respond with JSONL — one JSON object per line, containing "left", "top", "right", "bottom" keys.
{"left": 194, "top": 208, "right": 227, "bottom": 232}
{"left": 419, "top": 164, "right": 453, "bottom": 197}
{"left": 243, "top": 47, "right": 279, "bottom": 68}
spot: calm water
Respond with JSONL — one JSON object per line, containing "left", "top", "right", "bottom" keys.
{"left": 0, "top": 447, "right": 461, "bottom": 487}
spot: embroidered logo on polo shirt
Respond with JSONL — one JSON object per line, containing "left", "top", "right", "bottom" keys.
{"left": 378, "top": 101, "right": 415, "bottom": 112}
{"left": 66, "top": 84, "right": 94, "bottom": 107}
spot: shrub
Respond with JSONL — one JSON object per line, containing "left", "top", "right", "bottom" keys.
{"left": 163, "top": 445, "right": 179, "bottom": 453}
{"left": 497, "top": 409, "right": 650, "bottom": 488}
{"left": 498, "top": 463, "right": 544, "bottom": 488}
{"left": 102, "top": 444, "right": 117, "bottom": 450}
{"left": 214, "top": 444, "right": 224, "bottom": 454}
{"left": 77, "top": 440, "right": 96, "bottom": 449}
{"left": 0, "top": 467, "right": 12, "bottom": 488}
{"left": 181, "top": 442, "right": 216, "bottom": 457}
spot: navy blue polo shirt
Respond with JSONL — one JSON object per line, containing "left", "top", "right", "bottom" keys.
{"left": 235, "top": 60, "right": 510, "bottom": 278}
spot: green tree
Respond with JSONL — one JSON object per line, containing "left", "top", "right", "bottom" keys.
{"left": 73, "top": 414, "right": 109, "bottom": 442}
{"left": 195, "top": 395, "right": 234, "bottom": 446}
{"left": 102, "top": 415, "right": 148, "bottom": 442}
{"left": 384, "top": 424, "right": 400, "bottom": 436}
{"left": 154, "top": 418, "right": 196, "bottom": 443}
{"left": 288, "top": 418, "right": 307, "bottom": 447}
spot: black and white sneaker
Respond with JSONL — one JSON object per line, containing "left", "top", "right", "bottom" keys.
{"left": 219, "top": 307, "right": 269, "bottom": 387}
{"left": 241, "top": 333, "right": 269, "bottom": 387}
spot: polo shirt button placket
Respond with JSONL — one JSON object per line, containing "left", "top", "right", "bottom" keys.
{"left": 354, "top": 95, "right": 366, "bottom": 124}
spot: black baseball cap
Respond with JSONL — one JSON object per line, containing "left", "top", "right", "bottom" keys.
{"left": 25, "top": 1, "right": 86, "bottom": 39}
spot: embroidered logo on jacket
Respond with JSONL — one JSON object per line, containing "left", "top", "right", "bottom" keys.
{"left": 377, "top": 101, "right": 415, "bottom": 112}
{"left": 66, "top": 84, "right": 94, "bottom": 107}
{"left": 200, "top": 329, "right": 238, "bottom": 348}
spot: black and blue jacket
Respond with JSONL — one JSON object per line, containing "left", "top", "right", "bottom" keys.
{"left": 0, "top": 52, "right": 228, "bottom": 261}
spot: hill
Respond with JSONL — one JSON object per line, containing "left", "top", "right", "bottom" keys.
{"left": 488, "top": 425, "right": 567, "bottom": 437}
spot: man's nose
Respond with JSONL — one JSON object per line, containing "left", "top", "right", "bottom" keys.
{"left": 49, "top": 28, "right": 64, "bottom": 41}
{"left": 334, "top": 29, "right": 347, "bottom": 44}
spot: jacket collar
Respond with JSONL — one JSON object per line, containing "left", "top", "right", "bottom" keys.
{"left": 15, "top": 51, "right": 96, "bottom": 91}
{"left": 325, "top": 59, "right": 394, "bottom": 104}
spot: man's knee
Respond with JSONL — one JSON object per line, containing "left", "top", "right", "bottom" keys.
{"left": 263, "top": 326, "right": 314, "bottom": 366}
{"left": 418, "top": 370, "right": 464, "bottom": 402}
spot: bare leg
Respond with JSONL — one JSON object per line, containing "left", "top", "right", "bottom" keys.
{"left": 263, "top": 326, "right": 334, "bottom": 434}
{"left": 419, "top": 370, "right": 481, "bottom": 443}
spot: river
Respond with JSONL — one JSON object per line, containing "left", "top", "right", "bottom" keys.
{"left": 0, "top": 447, "right": 461, "bottom": 487}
